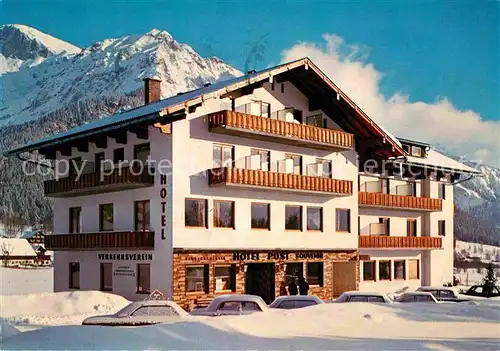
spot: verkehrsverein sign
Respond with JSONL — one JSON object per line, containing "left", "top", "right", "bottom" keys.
{"left": 98, "top": 253, "right": 153, "bottom": 261}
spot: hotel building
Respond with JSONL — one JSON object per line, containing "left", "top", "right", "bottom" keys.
{"left": 4, "top": 58, "right": 478, "bottom": 309}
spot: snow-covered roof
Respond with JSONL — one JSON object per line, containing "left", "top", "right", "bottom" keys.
{"left": 0, "top": 238, "right": 37, "bottom": 257}
{"left": 4, "top": 58, "right": 404, "bottom": 158}
{"left": 403, "top": 149, "right": 480, "bottom": 174}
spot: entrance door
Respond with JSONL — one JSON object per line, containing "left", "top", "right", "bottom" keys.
{"left": 245, "top": 263, "right": 275, "bottom": 304}
{"left": 331, "top": 262, "right": 357, "bottom": 297}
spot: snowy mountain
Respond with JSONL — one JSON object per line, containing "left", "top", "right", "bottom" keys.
{"left": 0, "top": 25, "right": 241, "bottom": 126}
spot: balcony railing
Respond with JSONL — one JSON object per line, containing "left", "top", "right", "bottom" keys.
{"left": 208, "top": 167, "right": 353, "bottom": 195}
{"left": 358, "top": 192, "right": 442, "bottom": 211}
{"left": 44, "top": 166, "right": 155, "bottom": 197}
{"left": 359, "top": 235, "right": 442, "bottom": 249}
{"left": 45, "top": 231, "right": 155, "bottom": 250}
{"left": 208, "top": 110, "right": 354, "bottom": 151}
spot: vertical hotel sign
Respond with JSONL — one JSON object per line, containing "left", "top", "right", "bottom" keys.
{"left": 160, "top": 173, "right": 167, "bottom": 240}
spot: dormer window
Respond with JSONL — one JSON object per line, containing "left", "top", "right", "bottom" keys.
{"left": 402, "top": 144, "right": 410, "bottom": 154}
{"left": 411, "top": 146, "right": 422, "bottom": 157}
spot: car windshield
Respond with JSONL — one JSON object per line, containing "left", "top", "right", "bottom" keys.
{"left": 116, "top": 304, "right": 134, "bottom": 317}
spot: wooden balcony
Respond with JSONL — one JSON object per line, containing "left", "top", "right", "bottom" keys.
{"left": 44, "top": 166, "right": 154, "bottom": 197}
{"left": 359, "top": 235, "right": 442, "bottom": 250}
{"left": 45, "top": 231, "right": 155, "bottom": 250}
{"left": 209, "top": 167, "right": 353, "bottom": 195}
{"left": 358, "top": 192, "right": 442, "bottom": 211}
{"left": 208, "top": 110, "right": 354, "bottom": 151}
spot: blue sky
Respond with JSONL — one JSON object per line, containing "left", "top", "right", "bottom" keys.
{"left": 2, "top": 0, "right": 498, "bottom": 122}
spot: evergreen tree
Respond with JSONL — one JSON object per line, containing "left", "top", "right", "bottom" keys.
{"left": 482, "top": 263, "right": 497, "bottom": 294}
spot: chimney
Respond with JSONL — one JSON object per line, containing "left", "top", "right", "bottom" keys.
{"left": 143, "top": 78, "right": 162, "bottom": 104}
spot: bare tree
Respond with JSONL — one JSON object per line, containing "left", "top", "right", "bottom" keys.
{"left": 1, "top": 241, "right": 13, "bottom": 267}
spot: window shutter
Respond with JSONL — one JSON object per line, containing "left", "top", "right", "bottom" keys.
{"left": 230, "top": 264, "right": 236, "bottom": 292}
{"left": 387, "top": 218, "right": 391, "bottom": 235}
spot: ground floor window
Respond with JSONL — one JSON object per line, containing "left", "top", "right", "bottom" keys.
{"left": 394, "top": 260, "right": 406, "bottom": 280}
{"left": 214, "top": 265, "right": 236, "bottom": 292}
{"left": 306, "top": 262, "right": 324, "bottom": 286}
{"left": 408, "top": 259, "right": 420, "bottom": 279}
{"left": 379, "top": 260, "right": 391, "bottom": 280}
{"left": 186, "top": 265, "right": 209, "bottom": 293}
{"left": 137, "top": 263, "right": 150, "bottom": 294}
{"left": 100, "top": 263, "right": 113, "bottom": 291}
{"left": 363, "top": 261, "right": 375, "bottom": 281}
{"left": 69, "top": 262, "right": 80, "bottom": 289}
{"left": 285, "top": 262, "right": 304, "bottom": 285}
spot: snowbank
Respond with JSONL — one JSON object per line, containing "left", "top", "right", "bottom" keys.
{"left": 3, "top": 302, "right": 499, "bottom": 350}
{"left": 0, "top": 291, "right": 129, "bottom": 326}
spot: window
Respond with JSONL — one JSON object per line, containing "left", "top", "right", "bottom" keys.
{"left": 137, "top": 263, "right": 150, "bottom": 293}
{"left": 100, "top": 263, "right": 112, "bottom": 291}
{"left": 186, "top": 265, "right": 209, "bottom": 293}
{"left": 113, "top": 148, "right": 124, "bottom": 164}
{"left": 213, "top": 144, "right": 234, "bottom": 168}
{"left": 185, "top": 198, "right": 207, "bottom": 227}
{"left": 415, "top": 295, "right": 435, "bottom": 302}
{"left": 394, "top": 260, "right": 405, "bottom": 280}
{"left": 316, "top": 159, "right": 332, "bottom": 178}
{"left": 281, "top": 83, "right": 285, "bottom": 94}
{"left": 94, "top": 152, "right": 104, "bottom": 173}
{"left": 214, "top": 200, "right": 234, "bottom": 228}
{"left": 377, "top": 218, "right": 390, "bottom": 235}
{"left": 99, "top": 204, "right": 113, "bottom": 231}
{"left": 285, "top": 154, "right": 302, "bottom": 175}
{"left": 134, "top": 200, "right": 150, "bottom": 231}
{"left": 69, "top": 207, "right": 81, "bottom": 234}
{"left": 285, "top": 262, "right": 304, "bottom": 285}
{"left": 250, "top": 149, "right": 270, "bottom": 171}
{"left": 214, "top": 265, "right": 236, "bottom": 291}
{"left": 134, "top": 143, "right": 150, "bottom": 165}
{"left": 408, "top": 259, "right": 419, "bottom": 279}
{"left": 402, "top": 144, "right": 410, "bottom": 154}
{"left": 379, "top": 261, "right": 391, "bottom": 280}
{"left": 69, "top": 262, "right": 80, "bottom": 289}
{"left": 363, "top": 261, "right": 375, "bottom": 281}
{"left": 411, "top": 145, "right": 422, "bottom": 157}
{"left": 307, "top": 207, "right": 322, "bottom": 231}
{"left": 131, "top": 306, "right": 178, "bottom": 317}
{"left": 407, "top": 219, "right": 417, "bottom": 237}
{"left": 285, "top": 205, "right": 302, "bottom": 230}
{"left": 251, "top": 203, "right": 270, "bottom": 229}
{"left": 306, "top": 114, "right": 326, "bottom": 128}
{"left": 336, "top": 209, "right": 351, "bottom": 232}
{"left": 438, "top": 183, "right": 446, "bottom": 199}
{"left": 438, "top": 220, "right": 446, "bottom": 236}
{"left": 307, "top": 262, "right": 324, "bottom": 286}
{"left": 439, "top": 290, "right": 454, "bottom": 299}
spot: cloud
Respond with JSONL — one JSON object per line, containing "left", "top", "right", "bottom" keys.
{"left": 281, "top": 34, "right": 500, "bottom": 167}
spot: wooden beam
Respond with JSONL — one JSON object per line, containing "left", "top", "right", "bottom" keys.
{"left": 130, "top": 126, "right": 148, "bottom": 140}
{"left": 91, "top": 135, "right": 107, "bottom": 149}
{"left": 153, "top": 122, "right": 171, "bottom": 135}
{"left": 58, "top": 144, "right": 72, "bottom": 157}
{"left": 75, "top": 142, "right": 88, "bottom": 153}
{"left": 109, "top": 130, "right": 127, "bottom": 144}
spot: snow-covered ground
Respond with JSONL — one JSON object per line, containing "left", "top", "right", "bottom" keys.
{"left": 0, "top": 266, "right": 53, "bottom": 295}
{"left": 455, "top": 240, "right": 500, "bottom": 263}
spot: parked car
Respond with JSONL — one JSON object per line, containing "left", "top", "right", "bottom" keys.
{"left": 82, "top": 298, "right": 188, "bottom": 326}
{"left": 190, "top": 294, "right": 268, "bottom": 316}
{"left": 334, "top": 291, "right": 392, "bottom": 303}
{"left": 269, "top": 295, "right": 324, "bottom": 309}
{"left": 462, "top": 285, "right": 500, "bottom": 298}
{"left": 416, "top": 286, "right": 469, "bottom": 302}
{"left": 394, "top": 292, "right": 438, "bottom": 303}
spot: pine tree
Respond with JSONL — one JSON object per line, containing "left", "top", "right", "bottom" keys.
{"left": 482, "top": 263, "right": 497, "bottom": 294}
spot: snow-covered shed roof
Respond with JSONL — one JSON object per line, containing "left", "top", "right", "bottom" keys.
{"left": 0, "top": 238, "right": 37, "bottom": 257}
{"left": 3, "top": 57, "right": 405, "bottom": 158}
{"left": 404, "top": 149, "right": 480, "bottom": 174}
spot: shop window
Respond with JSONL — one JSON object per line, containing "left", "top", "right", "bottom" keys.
{"left": 69, "top": 262, "right": 80, "bottom": 289}
{"left": 250, "top": 149, "right": 270, "bottom": 171}
{"left": 137, "top": 263, "right": 150, "bottom": 294}
{"left": 306, "top": 262, "right": 324, "bottom": 286}
{"left": 186, "top": 265, "right": 209, "bottom": 293}
{"left": 307, "top": 207, "right": 323, "bottom": 231}
{"left": 214, "top": 200, "right": 235, "bottom": 228}
{"left": 379, "top": 261, "right": 391, "bottom": 280}
{"left": 213, "top": 144, "right": 234, "bottom": 168}
{"left": 394, "top": 260, "right": 405, "bottom": 280}
{"left": 134, "top": 143, "right": 150, "bottom": 165}
{"left": 185, "top": 198, "right": 208, "bottom": 227}
{"left": 285, "top": 154, "right": 302, "bottom": 175}
{"left": 69, "top": 207, "right": 81, "bottom": 234}
{"left": 336, "top": 209, "right": 351, "bottom": 232}
{"left": 407, "top": 219, "right": 417, "bottom": 237}
{"left": 285, "top": 205, "right": 302, "bottom": 230}
{"left": 113, "top": 148, "right": 124, "bottom": 164}
{"left": 363, "top": 261, "right": 375, "bottom": 281}
{"left": 251, "top": 203, "right": 270, "bottom": 230}
{"left": 214, "top": 265, "right": 236, "bottom": 292}
{"left": 438, "top": 220, "right": 446, "bottom": 236}
{"left": 99, "top": 204, "right": 113, "bottom": 231}
{"left": 134, "top": 200, "right": 150, "bottom": 231}
{"left": 94, "top": 152, "right": 105, "bottom": 173}
{"left": 408, "top": 259, "right": 420, "bottom": 279}
{"left": 285, "top": 262, "right": 304, "bottom": 285}
{"left": 438, "top": 183, "right": 446, "bottom": 199}
{"left": 100, "top": 263, "right": 112, "bottom": 291}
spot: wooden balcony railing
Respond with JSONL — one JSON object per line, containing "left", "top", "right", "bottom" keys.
{"left": 358, "top": 192, "right": 442, "bottom": 211}
{"left": 45, "top": 231, "right": 155, "bottom": 250}
{"left": 359, "top": 235, "right": 442, "bottom": 249}
{"left": 208, "top": 110, "right": 354, "bottom": 151}
{"left": 44, "top": 166, "right": 155, "bottom": 197}
{"left": 209, "top": 167, "right": 353, "bottom": 195}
